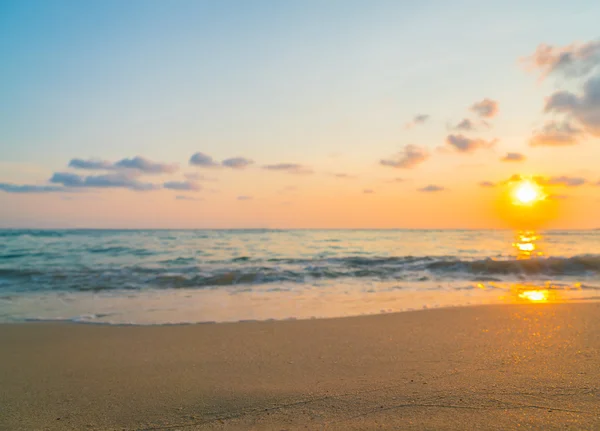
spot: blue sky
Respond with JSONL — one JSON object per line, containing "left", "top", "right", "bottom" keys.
{"left": 1, "top": 0, "right": 600, "bottom": 228}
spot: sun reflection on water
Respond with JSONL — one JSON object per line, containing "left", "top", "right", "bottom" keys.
{"left": 507, "top": 231, "right": 564, "bottom": 304}
{"left": 513, "top": 230, "right": 543, "bottom": 260}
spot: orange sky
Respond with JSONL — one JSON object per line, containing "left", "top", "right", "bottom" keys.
{"left": 1, "top": 2, "right": 600, "bottom": 229}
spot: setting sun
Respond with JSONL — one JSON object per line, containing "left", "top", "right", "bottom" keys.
{"left": 513, "top": 180, "right": 544, "bottom": 206}
{"left": 518, "top": 290, "right": 549, "bottom": 302}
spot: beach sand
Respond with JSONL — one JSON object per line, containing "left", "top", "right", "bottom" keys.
{"left": 2, "top": 303, "right": 599, "bottom": 430}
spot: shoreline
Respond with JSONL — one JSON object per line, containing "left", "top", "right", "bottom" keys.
{"left": 3, "top": 302, "right": 600, "bottom": 430}
{"left": 2, "top": 280, "right": 597, "bottom": 326}
{"left": 0, "top": 297, "right": 597, "bottom": 326}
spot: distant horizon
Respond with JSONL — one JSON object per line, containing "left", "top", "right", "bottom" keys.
{"left": 1, "top": 226, "right": 598, "bottom": 232}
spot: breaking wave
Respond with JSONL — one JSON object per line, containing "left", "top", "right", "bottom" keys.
{"left": 2, "top": 254, "right": 600, "bottom": 292}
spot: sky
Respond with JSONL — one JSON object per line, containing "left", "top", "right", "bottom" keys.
{"left": 1, "top": 0, "right": 600, "bottom": 229}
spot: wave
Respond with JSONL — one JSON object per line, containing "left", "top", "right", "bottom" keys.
{"left": 1, "top": 254, "right": 600, "bottom": 291}
{"left": 425, "top": 255, "right": 600, "bottom": 275}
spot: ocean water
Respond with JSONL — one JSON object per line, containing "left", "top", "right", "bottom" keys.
{"left": 1, "top": 229, "right": 599, "bottom": 324}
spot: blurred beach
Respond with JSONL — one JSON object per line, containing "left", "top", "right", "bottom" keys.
{"left": 2, "top": 303, "right": 600, "bottom": 430}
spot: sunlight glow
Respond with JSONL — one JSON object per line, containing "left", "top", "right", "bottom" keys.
{"left": 513, "top": 180, "right": 543, "bottom": 205}
{"left": 518, "top": 290, "right": 549, "bottom": 302}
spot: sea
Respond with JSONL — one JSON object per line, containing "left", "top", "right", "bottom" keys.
{"left": 0, "top": 229, "right": 599, "bottom": 325}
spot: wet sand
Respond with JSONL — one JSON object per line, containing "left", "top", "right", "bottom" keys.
{"left": 1, "top": 303, "right": 599, "bottom": 430}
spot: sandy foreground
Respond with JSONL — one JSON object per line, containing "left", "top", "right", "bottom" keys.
{"left": 1, "top": 303, "right": 600, "bottom": 430}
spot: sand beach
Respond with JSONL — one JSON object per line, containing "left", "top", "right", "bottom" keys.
{"left": 2, "top": 303, "right": 599, "bottom": 430}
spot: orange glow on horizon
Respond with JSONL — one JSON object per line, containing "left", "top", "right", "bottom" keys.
{"left": 492, "top": 176, "right": 560, "bottom": 229}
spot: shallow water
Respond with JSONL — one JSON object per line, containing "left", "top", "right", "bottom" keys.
{"left": 1, "top": 229, "right": 598, "bottom": 324}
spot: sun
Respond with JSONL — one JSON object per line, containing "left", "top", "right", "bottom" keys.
{"left": 512, "top": 180, "right": 544, "bottom": 206}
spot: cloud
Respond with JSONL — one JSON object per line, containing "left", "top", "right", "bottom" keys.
{"left": 50, "top": 172, "right": 159, "bottom": 191}
{"left": 529, "top": 120, "right": 583, "bottom": 146}
{"left": 363, "top": 189, "right": 375, "bottom": 194}
{"left": 504, "top": 174, "right": 523, "bottom": 184}
{"left": 237, "top": 195, "right": 253, "bottom": 200}
{"left": 68, "top": 156, "right": 178, "bottom": 174}
{"left": 163, "top": 181, "right": 201, "bottom": 191}
{"left": 114, "top": 156, "right": 178, "bottom": 174}
{"left": 183, "top": 172, "right": 217, "bottom": 182}
{"left": 452, "top": 118, "right": 476, "bottom": 131}
{"left": 69, "top": 158, "right": 113, "bottom": 170}
{"left": 405, "top": 114, "right": 430, "bottom": 129}
{"left": 263, "top": 163, "right": 313, "bottom": 174}
{"left": 189, "top": 152, "right": 220, "bottom": 167}
{"left": 499, "top": 174, "right": 584, "bottom": 188}
{"left": 525, "top": 41, "right": 600, "bottom": 79}
{"left": 445, "top": 134, "right": 495, "bottom": 153}
{"left": 418, "top": 185, "right": 446, "bottom": 192}
{"left": 386, "top": 177, "right": 405, "bottom": 183}
{"left": 175, "top": 195, "right": 202, "bottom": 201}
{"left": 222, "top": 157, "right": 254, "bottom": 169}
{"left": 535, "top": 175, "right": 587, "bottom": 187}
{"left": 0, "top": 183, "right": 64, "bottom": 193}
{"left": 470, "top": 99, "right": 499, "bottom": 118}
{"left": 49, "top": 172, "right": 85, "bottom": 187}
{"left": 544, "top": 75, "right": 600, "bottom": 136}
{"left": 478, "top": 181, "right": 496, "bottom": 188}
{"left": 77, "top": 174, "right": 159, "bottom": 191}
{"left": 501, "top": 152, "right": 526, "bottom": 162}
{"left": 380, "top": 145, "right": 429, "bottom": 169}
{"left": 333, "top": 173, "right": 357, "bottom": 179}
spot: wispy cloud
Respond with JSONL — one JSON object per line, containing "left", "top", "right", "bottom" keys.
{"left": 529, "top": 120, "right": 583, "bottom": 146}
{"left": 50, "top": 172, "right": 159, "bottom": 191}
{"left": 175, "top": 195, "right": 202, "bottom": 201}
{"left": 114, "top": 157, "right": 178, "bottom": 174}
{"left": 263, "top": 163, "right": 313, "bottom": 174}
{"left": 69, "top": 158, "right": 113, "bottom": 170}
{"left": 535, "top": 175, "right": 587, "bottom": 187}
{"left": 183, "top": 172, "right": 216, "bottom": 181}
{"left": 332, "top": 173, "right": 357, "bottom": 179}
{"left": 380, "top": 145, "right": 429, "bottom": 169}
{"left": 189, "top": 152, "right": 220, "bottom": 167}
{"left": 0, "top": 183, "right": 64, "bottom": 193}
{"left": 445, "top": 134, "right": 496, "bottom": 153}
{"left": 500, "top": 174, "right": 587, "bottom": 188}
{"left": 501, "top": 152, "right": 526, "bottom": 162}
{"left": 222, "top": 157, "right": 254, "bottom": 169}
{"left": 237, "top": 195, "right": 253, "bottom": 200}
{"left": 524, "top": 40, "right": 600, "bottom": 79}
{"left": 452, "top": 118, "right": 476, "bottom": 131}
{"left": 363, "top": 189, "right": 375, "bottom": 194}
{"left": 504, "top": 174, "right": 523, "bottom": 184}
{"left": 478, "top": 181, "right": 496, "bottom": 188}
{"left": 386, "top": 177, "right": 406, "bottom": 183}
{"left": 418, "top": 185, "right": 446, "bottom": 192}
{"left": 544, "top": 76, "right": 600, "bottom": 137}
{"left": 163, "top": 181, "right": 202, "bottom": 191}
{"left": 524, "top": 40, "right": 600, "bottom": 139}
{"left": 470, "top": 99, "right": 498, "bottom": 118}
{"left": 405, "top": 114, "right": 430, "bottom": 129}
{"left": 68, "top": 156, "right": 178, "bottom": 174}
